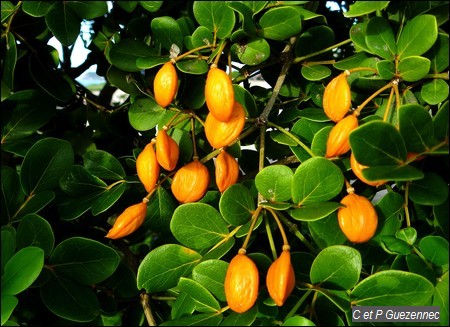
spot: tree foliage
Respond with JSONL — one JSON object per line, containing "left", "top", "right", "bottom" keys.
{"left": 1, "top": 1, "right": 449, "bottom": 326}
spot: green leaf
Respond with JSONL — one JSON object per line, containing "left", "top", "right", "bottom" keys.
{"left": 1, "top": 229, "right": 15, "bottom": 274}
{"left": 311, "top": 126, "right": 331, "bottom": 157}
{"left": 170, "top": 203, "right": 228, "bottom": 250}
{"left": 397, "top": 56, "right": 431, "bottom": 82}
{"left": 106, "top": 66, "right": 142, "bottom": 95}
{"left": 193, "top": 2, "right": 235, "bottom": 39}
{"left": 201, "top": 238, "right": 235, "bottom": 262}
{"left": 190, "top": 26, "right": 213, "bottom": 49}
{"left": 151, "top": 16, "right": 183, "bottom": 51}
{"left": 295, "top": 25, "right": 335, "bottom": 58}
{"left": 310, "top": 245, "right": 362, "bottom": 290}
{"left": 192, "top": 259, "right": 227, "bottom": 302}
{"left": 16, "top": 214, "right": 54, "bottom": 258}
{"left": 408, "top": 172, "right": 448, "bottom": 206}
{"left": 349, "top": 121, "right": 407, "bottom": 166}
{"left": 421, "top": 79, "right": 449, "bottom": 105}
{"left": 179, "top": 76, "right": 206, "bottom": 109}
{"left": 101, "top": 262, "right": 139, "bottom": 299}
{"left": 160, "top": 312, "right": 223, "bottom": 326}
{"left": 144, "top": 186, "right": 178, "bottom": 232}
{"left": 258, "top": 6, "right": 302, "bottom": 41}
{"left": 45, "top": 2, "right": 81, "bottom": 46}
{"left": 419, "top": 236, "right": 449, "bottom": 266}
{"left": 219, "top": 184, "right": 255, "bottom": 226}
{"left": 308, "top": 213, "right": 347, "bottom": 249}
{"left": 361, "top": 164, "right": 424, "bottom": 181}
{"left": 380, "top": 236, "right": 412, "bottom": 255}
{"left": 301, "top": 65, "right": 331, "bottom": 81}
{"left": 433, "top": 100, "right": 449, "bottom": 142}
{"left": 67, "top": 1, "right": 108, "bottom": 19}
{"left": 406, "top": 254, "right": 435, "bottom": 285}
{"left": 49, "top": 237, "right": 120, "bottom": 285}
{"left": 59, "top": 165, "right": 107, "bottom": 197}
{"left": 433, "top": 271, "right": 449, "bottom": 326}
{"left": 1, "top": 294, "right": 18, "bottom": 326}
{"left": 255, "top": 165, "right": 293, "bottom": 202}
{"left": 289, "top": 202, "right": 342, "bottom": 221}
{"left": 109, "top": 39, "right": 158, "bottom": 72}
{"left": 129, "top": 97, "right": 165, "bottom": 131}
{"left": 83, "top": 150, "right": 126, "bottom": 180}
{"left": 231, "top": 37, "right": 270, "bottom": 66}
{"left": 1, "top": 166, "right": 25, "bottom": 223}
{"left": 91, "top": 182, "right": 127, "bottom": 216}
{"left": 175, "top": 59, "right": 209, "bottom": 75}
{"left": 13, "top": 190, "right": 55, "bottom": 222}
{"left": 1, "top": 32, "right": 16, "bottom": 98}
{"left": 428, "top": 33, "right": 449, "bottom": 73}
{"left": 40, "top": 273, "right": 100, "bottom": 322}
{"left": 351, "top": 270, "right": 435, "bottom": 306}
{"left": 220, "top": 306, "right": 257, "bottom": 326}
{"left": 139, "top": 1, "right": 163, "bottom": 12}
{"left": 233, "top": 84, "right": 257, "bottom": 118}
{"left": 1, "top": 90, "right": 56, "bottom": 143}
{"left": 137, "top": 244, "right": 201, "bottom": 293}
{"left": 397, "top": 14, "right": 438, "bottom": 60}
{"left": 228, "top": 2, "right": 257, "bottom": 37}
{"left": 395, "top": 227, "right": 417, "bottom": 245}
{"left": 399, "top": 104, "right": 434, "bottom": 153}
{"left": 20, "top": 138, "right": 74, "bottom": 194}
{"left": 365, "top": 17, "right": 396, "bottom": 60}
{"left": 349, "top": 22, "right": 370, "bottom": 53}
{"left": 291, "top": 157, "right": 344, "bottom": 205}
{"left": 283, "top": 316, "right": 316, "bottom": 326}
{"left": 376, "top": 60, "right": 396, "bottom": 80}
{"left": 344, "top": 1, "right": 390, "bottom": 18}
{"left": 1, "top": 246, "right": 44, "bottom": 295}
{"left": 177, "top": 277, "right": 221, "bottom": 313}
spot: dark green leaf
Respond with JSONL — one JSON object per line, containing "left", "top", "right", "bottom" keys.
{"left": 406, "top": 254, "right": 435, "bottom": 285}
{"left": 20, "top": 138, "right": 74, "bottom": 194}
{"left": 106, "top": 66, "right": 142, "bottom": 95}
{"left": 1, "top": 32, "right": 16, "bottom": 97}
{"left": 151, "top": 16, "right": 183, "bottom": 51}
{"left": 160, "top": 312, "right": 223, "bottom": 326}
{"left": 67, "top": 1, "right": 108, "bottom": 19}
{"left": 129, "top": 97, "right": 166, "bottom": 131}
{"left": 57, "top": 189, "right": 104, "bottom": 221}
{"left": 177, "top": 277, "right": 221, "bottom": 312}
{"left": 344, "top": 1, "right": 390, "bottom": 17}
{"left": 1, "top": 166, "right": 25, "bottom": 223}
{"left": 433, "top": 271, "right": 448, "bottom": 325}
{"left": 366, "top": 17, "right": 396, "bottom": 60}
{"left": 380, "top": 236, "right": 412, "bottom": 255}
{"left": 170, "top": 203, "right": 228, "bottom": 250}
{"left": 221, "top": 306, "right": 257, "bottom": 326}
{"left": 49, "top": 237, "right": 120, "bottom": 285}
{"left": 295, "top": 25, "right": 335, "bottom": 58}
{"left": 258, "top": 7, "right": 302, "bottom": 41}
{"left": 59, "top": 165, "right": 107, "bottom": 197}
{"left": 310, "top": 245, "right": 361, "bottom": 290}
{"left": 349, "top": 22, "right": 370, "bottom": 53}
{"left": 91, "top": 182, "right": 127, "bottom": 216}
{"left": 139, "top": 1, "right": 163, "bottom": 12}
{"left": 144, "top": 186, "right": 177, "bottom": 232}
{"left": 83, "top": 150, "right": 126, "bottom": 180}
{"left": 399, "top": 104, "right": 434, "bottom": 153}
{"left": 419, "top": 236, "right": 449, "bottom": 266}
{"left": 16, "top": 214, "right": 54, "bottom": 258}
{"left": 433, "top": 101, "right": 449, "bottom": 142}
{"left": 361, "top": 164, "right": 424, "bottom": 181}
{"left": 219, "top": 184, "right": 255, "bottom": 226}
{"left": 109, "top": 39, "right": 158, "bottom": 72}
{"left": 193, "top": 2, "right": 235, "bottom": 39}
{"left": 289, "top": 202, "right": 342, "bottom": 221}
{"left": 308, "top": 213, "right": 347, "bottom": 249}
{"left": 1, "top": 230, "right": 15, "bottom": 274}
{"left": 45, "top": 2, "right": 80, "bottom": 46}
{"left": 395, "top": 227, "right": 417, "bottom": 245}
{"left": 376, "top": 60, "right": 395, "bottom": 80}
{"left": 301, "top": 65, "right": 331, "bottom": 81}
{"left": 408, "top": 172, "right": 448, "bottom": 206}
{"left": 175, "top": 59, "right": 209, "bottom": 75}
{"left": 137, "top": 244, "right": 201, "bottom": 293}
{"left": 428, "top": 33, "right": 449, "bottom": 73}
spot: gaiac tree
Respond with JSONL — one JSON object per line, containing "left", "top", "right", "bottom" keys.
{"left": 1, "top": 1, "right": 449, "bottom": 326}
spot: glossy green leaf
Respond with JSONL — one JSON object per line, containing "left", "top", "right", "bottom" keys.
{"left": 316, "top": 289, "right": 351, "bottom": 313}
{"left": 177, "top": 277, "right": 221, "bottom": 312}
{"left": 428, "top": 33, "right": 449, "bottom": 73}
{"left": 192, "top": 260, "right": 227, "bottom": 302}
{"left": 170, "top": 203, "right": 228, "bottom": 250}
{"left": 1, "top": 294, "right": 18, "bottom": 326}
{"left": 1, "top": 246, "right": 44, "bottom": 295}
{"left": 295, "top": 25, "right": 335, "bottom": 58}
{"left": 421, "top": 79, "right": 449, "bottom": 105}
{"left": 106, "top": 66, "right": 141, "bottom": 95}
{"left": 144, "top": 186, "right": 177, "bottom": 232}
{"left": 232, "top": 37, "right": 270, "bottom": 66}
{"left": 433, "top": 101, "right": 449, "bottom": 142}
{"left": 139, "top": 1, "right": 163, "bottom": 12}
{"left": 193, "top": 2, "right": 235, "bottom": 39}
{"left": 109, "top": 39, "right": 158, "bottom": 72}
{"left": 311, "top": 125, "right": 331, "bottom": 157}
{"left": 282, "top": 316, "right": 315, "bottom": 326}
{"left": 21, "top": 1, "right": 51, "bottom": 17}
{"left": 45, "top": 2, "right": 80, "bottom": 46}
{"left": 160, "top": 312, "right": 223, "bottom": 326}
{"left": 289, "top": 202, "right": 342, "bottom": 221}
{"left": 137, "top": 244, "right": 201, "bottom": 293}
{"left": 255, "top": 165, "right": 293, "bottom": 202}
{"left": 175, "top": 59, "right": 209, "bottom": 75}
{"left": 91, "top": 182, "right": 127, "bottom": 216}
{"left": 83, "top": 150, "right": 126, "bottom": 180}
{"left": 380, "top": 236, "right": 412, "bottom": 255}
{"left": 171, "top": 291, "right": 195, "bottom": 320}
{"left": 129, "top": 97, "right": 165, "bottom": 131}
{"left": 292, "top": 157, "right": 344, "bottom": 205}
{"left": 301, "top": 65, "right": 331, "bottom": 81}
{"left": 399, "top": 104, "right": 435, "bottom": 153}
{"left": 116, "top": 1, "right": 138, "bottom": 13}
{"left": 13, "top": 190, "right": 55, "bottom": 222}
{"left": 308, "top": 213, "right": 347, "bottom": 249}
{"left": 1, "top": 166, "right": 25, "bottom": 223}
{"left": 376, "top": 60, "right": 395, "bottom": 80}
{"left": 395, "top": 227, "right": 417, "bottom": 245}
{"left": 344, "top": 1, "right": 390, "bottom": 18}
{"left": 419, "top": 236, "right": 449, "bottom": 266}
{"left": 350, "top": 121, "right": 407, "bottom": 166}
{"left": 220, "top": 306, "right": 257, "bottom": 326}
{"left": 49, "top": 237, "right": 120, "bottom": 285}
{"left": 20, "top": 138, "right": 74, "bottom": 195}
{"left": 40, "top": 274, "right": 100, "bottom": 322}
{"left": 334, "top": 52, "right": 370, "bottom": 70}
{"left": 365, "top": 17, "right": 396, "bottom": 60}
{"left": 397, "top": 14, "right": 438, "bottom": 59}
{"left": 57, "top": 189, "right": 104, "bottom": 221}
{"left": 362, "top": 164, "right": 424, "bottom": 181}
{"left": 1, "top": 31, "right": 16, "bottom": 98}
{"left": 398, "top": 56, "right": 431, "bottom": 82}
{"left": 67, "top": 1, "right": 108, "bottom": 20}
{"left": 258, "top": 6, "right": 302, "bottom": 41}
{"left": 408, "top": 172, "right": 448, "bottom": 206}
{"left": 151, "top": 16, "right": 183, "bottom": 51}
{"left": 233, "top": 84, "right": 257, "bottom": 118}
{"left": 16, "top": 214, "right": 54, "bottom": 258}
{"left": 228, "top": 1, "right": 257, "bottom": 37}
{"left": 310, "top": 245, "right": 362, "bottom": 290}
{"left": 201, "top": 237, "right": 235, "bottom": 262}
{"left": 178, "top": 75, "right": 206, "bottom": 109}
{"left": 433, "top": 271, "right": 449, "bottom": 325}
{"left": 219, "top": 183, "right": 255, "bottom": 226}
{"left": 1, "top": 90, "right": 56, "bottom": 143}
{"left": 406, "top": 254, "right": 435, "bottom": 285}
{"left": 59, "top": 165, "right": 107, "bottom": 197}
{"left": 351, "top": 270, "right": 435, "bottom": 305}
{"left": 349, "top": 22, "right": 370, "bottom": 53}
{"left": 136, "top": 56, "right": 168, "bottom": 70}
{"left": 190, "top": 25, "right": 213, "bottom": 50}
{"left": 101, "top": 262, "right": 139, "bottom": 299}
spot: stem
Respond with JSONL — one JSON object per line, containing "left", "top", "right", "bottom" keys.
{"left": 412, "top": 246, "right": 434, "bottom": 269}
{"left": 354, "top": 82, "right": 393, "bottom": 116}
{"left": 292, "top": 39, "right": 352, "bottom": 64}
{"left": 266, "top": 207, "right": 289, "bottom": 247}
{"left": 257, "top": 125, "right": 266, "bottom": 204}
{"left": 285, "top": 290, "right": 313, "bottom": 320}
{"left": 174, "top": 44, "right": 215, "bottom": 62}
{"left": 404, "top": 182, "right": 411, "bottom": 227}
{"left": 212, "top": 41, "right": 227, "bottom": 67}
{"left": 2, "top": 1, "right": 22, "bottom": 42}
{"left": 264, "top": 213, "right": 278, "bottom": 260}
{"left": 163, "top": 111, "right": 183, "bottom": 130}
{"left": 267, "top": 121, "right": 315, "bottom": 158}
{"left": 140, "top": 293, "right": 157, "bottom": 326}
{"left": 106, "top": 179, "right": 126, "bottom": 191}
{"left": 190, "top": 117, "right": 199, "bottom": 160}
{"left": 277, "top": 212, "right": 319, "bottom": 255}
{"left": 347, "top": 67, "right": 378, "bottom": 74}
{"left": 206, "top": 225, "right": 242, "bottom": 254}
{"left": 302, "top": 60, "right": 336, "bottom": 66}
{"left": 241, "top": 206, "right": 263, "bottom": 251}
{"left": 383, "top": 86, "right": 396, "bottom": 122}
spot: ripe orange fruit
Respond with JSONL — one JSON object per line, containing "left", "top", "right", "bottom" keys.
{"left": 153, "top": 61, "right": 178, "bottom": 108}
{"left": 215, "top": 150, "right": 239, "bottom": 193}
{"left": 156, "top": 129, "right": 179, "bottom": 171}
{"left": 205, "top": 66, "right": 235, "bottom": 122}
{"left": 266, "top": 249, "right": 295, "bottom": 306}
{"left": 323, "top": 72, "right": 351, "bottom": 122}
{"left": 171, "top": 160, "right": 210, "bottom": 203}
{"left": 136, "top": 142, "right": 160, "bottom": 193}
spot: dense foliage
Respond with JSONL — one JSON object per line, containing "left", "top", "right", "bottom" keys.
{"left": 1, "top": 1, "right": 449, "bottom": 326}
